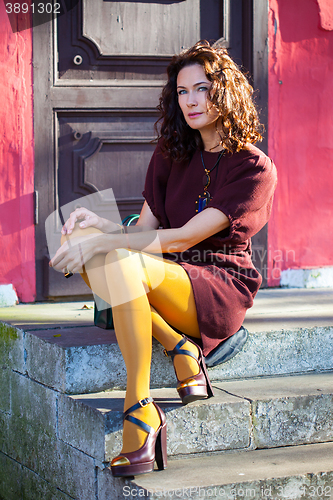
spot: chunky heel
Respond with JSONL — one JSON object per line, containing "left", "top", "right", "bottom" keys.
{"left": 111, "top": 397, "right": 167, "bottom": 477}
{"left": 200, "top": 355, "right": 214, "bottom": 397}
{"left": 164, "top": 335, "right": 214, "bottom": 405}
{"left": 155, "top": 421, "right": 168, "bottom": 471}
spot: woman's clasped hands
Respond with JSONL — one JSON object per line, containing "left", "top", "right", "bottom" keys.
{"left": 49, "top": 207, "right": 119, "bottom": 275}
{"left": 49, "top": 233, "right": 98, "bottom": 275}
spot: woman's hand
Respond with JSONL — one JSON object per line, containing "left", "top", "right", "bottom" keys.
{"left": 61, "top": 207, "right": 119, "bottom": 235}
{"left": 61, "top": 208, "right": 102, "bottom": 235}
{"left": 49, "top": 233, "right": 100, "bottom": 274}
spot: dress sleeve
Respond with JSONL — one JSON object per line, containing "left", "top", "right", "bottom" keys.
{"left": 142, "top": 139, "right": 173, "bottom": 228}
{"left": 209, "top": 149, "right": 278, "bottom": 243}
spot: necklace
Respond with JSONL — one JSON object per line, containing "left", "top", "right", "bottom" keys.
{"left": 195, "top": 150, "right": 225, "bottom": 213}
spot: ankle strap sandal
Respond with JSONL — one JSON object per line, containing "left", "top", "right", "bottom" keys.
{"left": 164, "top": 335, "right": 214, "bottom": 405}
{"left": 111, "top": 397, "right": 167, "bottom": 477}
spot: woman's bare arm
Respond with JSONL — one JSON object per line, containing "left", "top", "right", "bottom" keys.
{"left": 50, "top": 201, "right": 229, "bottom": 273}
{"left": 94, "top": 204, "right": 230, "bottom": 255}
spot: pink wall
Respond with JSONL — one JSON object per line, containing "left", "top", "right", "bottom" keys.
{"left": 267, "top": 0, "right": 333, "bottom": 286}
{"left": 0, "top": 4, "right": 35, "bottom": 302}
{"left": 0, "top": 0, "right": 332, "bottom": 297}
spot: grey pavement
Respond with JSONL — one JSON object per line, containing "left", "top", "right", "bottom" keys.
{"left": 0, "top": 287, "right": 332, "bottom": 334}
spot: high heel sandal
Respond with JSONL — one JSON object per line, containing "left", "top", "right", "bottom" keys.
{"left": 110, "top": 397, "right": 167, "bottom": 477}
{"left": 164, "top": 336, "right": 214, "bottom": 405}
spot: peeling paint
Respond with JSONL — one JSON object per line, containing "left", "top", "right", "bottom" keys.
{"left": 316, "top": 0, "right": 333, "bottom": 31}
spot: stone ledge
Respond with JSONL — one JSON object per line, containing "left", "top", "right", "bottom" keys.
{"left": 1, "top": 322, "right": 332, "bottom": 394}
{"left": 60, "top": 386, "right": 251, "bottom": 461}
{"left": 1, "top": 368, "right": 333, "bottom": 500}
{"left": 129, "top": 442, "right": 333, "bottom": 500}
{"left": 219, "top": 373, "right": 333, "bottom": 449}
{"left": 58, "top": 373, "right": 333, "bottom": 462}
{"left": 0, "top": 452, "right": 75, "bottom": 500}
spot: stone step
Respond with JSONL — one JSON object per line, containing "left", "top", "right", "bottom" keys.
{"left": 114, "top": 442, "right": 333, "bottom": 500}
{"left": 2, "top": 321, "right": 332, "bottom": 394}
{"left": 58, "top": 373, "right": 333, "bottom": 463}
{"left": 1, "top": 361, "right": 333, "bottom": 500}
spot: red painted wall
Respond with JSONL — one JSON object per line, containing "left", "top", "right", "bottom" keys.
{"left": 267, "top": 0, "right": 333, "bottom": 286}
{"left": 0, "top": 4, "right": 35, "bottom": 302}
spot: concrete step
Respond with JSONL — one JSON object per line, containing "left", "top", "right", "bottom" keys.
{"left": 57, "top": 373, "right": 333, "bottom": 462}
{"left": 1, "top": 363, "right": 333, "bottom": 500}
{"left": 114, "top": 442, "right": 333, "bottom": 500}
{"left": 1, "top": 290, "right": 333, "bottom": 499}
{"left": 2, "top": 321, "right": 332, "bottom": 395}
{"left": 1, "top": 288, "right": 332, "bottom": 395}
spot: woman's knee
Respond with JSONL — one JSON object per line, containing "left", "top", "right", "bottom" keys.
{"left": 60, "top": 223, "right": 103, "bottom": 246}
{"left": 105, "top": 248, "right": 131, "bottom": 266}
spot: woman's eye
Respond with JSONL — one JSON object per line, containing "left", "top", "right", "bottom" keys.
{"left": 198, "top": 86, "right": 209, "bottom": 92}
{"left": 177, "top": 89, "right": 187, "bottom": 95}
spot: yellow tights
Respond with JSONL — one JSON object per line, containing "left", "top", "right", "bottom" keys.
{"left": 61, "top": 227, "right": 201, "bottom": 454}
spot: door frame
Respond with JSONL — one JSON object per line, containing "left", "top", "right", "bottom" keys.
{"left": 33, "top": 0, "right": 269, "bottom": 300}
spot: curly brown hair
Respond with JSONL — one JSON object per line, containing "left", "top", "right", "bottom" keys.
{"left": 156, "top": 40, "right": 263, "bottom": 162}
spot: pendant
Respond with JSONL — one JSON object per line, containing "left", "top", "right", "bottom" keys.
{"left": 203, "top": 172, "right": 211, "bottom": 189}
{"left": 195, "top": 191, "right": 211, "bottom": 213}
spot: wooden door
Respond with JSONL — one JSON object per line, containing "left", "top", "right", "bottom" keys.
{"left": 34, "top": 0, "right": 268, "bottom": 300}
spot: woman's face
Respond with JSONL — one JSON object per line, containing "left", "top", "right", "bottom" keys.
{"left": 177, "top": 63, "right": 219, "bottom": 134}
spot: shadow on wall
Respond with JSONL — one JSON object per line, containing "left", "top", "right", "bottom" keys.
{"left": 0, "top": 193, "right": 34, "bottom": 235}
{"left": 277, "top": 0, "right": 333, "bottom": 43}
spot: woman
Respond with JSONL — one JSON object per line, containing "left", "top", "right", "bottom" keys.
{"left": 50, "top": 41, "right": 277, "bottom": 477}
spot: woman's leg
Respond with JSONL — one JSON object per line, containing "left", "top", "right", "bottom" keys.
{"left": 60, "top": 225, "right": 111, "bottom": 304}
{"left": 150, "top": 306, "right": 200, "bottom": 382}
{"left": 61, "top": 229, "right": 203, "bottom": 454}
{"left": 104, "top": 249, "right": 202, "bottom": 455}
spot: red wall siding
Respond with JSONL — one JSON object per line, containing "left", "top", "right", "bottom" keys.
{"left": 0, "top": 4, "right": 35, "bottom": 302}
{"left": 267, "top": 0, "right": 333, "bottom": 286}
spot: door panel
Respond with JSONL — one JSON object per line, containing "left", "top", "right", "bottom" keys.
{"left": 82, "top": 0, "right": 200, "bottom": 57}
{"left": 57, "top": 0, "right": 229, "bottom": 83}
{"left": 57, "top": 111, "right": 157, "bottom": 216}
{"left": 34, "top": 0, "right": 269, "bottom": 300}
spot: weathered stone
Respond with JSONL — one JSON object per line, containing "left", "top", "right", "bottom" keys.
{"left": 0, "top": 301, "right": 94, "bottom": 330}
{"left": 17, "top": 325, "right": 333, "bottom": 396}
{"left": 134, "top": 442, "right": 333, "bottom": 500}
{"left": 10, "top": 371, "right": 57, "bottom": 440}
{"left": 25, "top": 332, "right": 67, "bottom": 392}
{"left": 209, "top": 326, "right": 333, "bottom": 382}
{"left": 218, "top": 373, "right": 333, "bottom": 449}
{"left": 253, "top": 394, "right": 333, "bottom": 448}
{"left": 68, "top": 386, "right": 251, "bottom": 461}
{"left": 97, "top": 466, "right": 133, "bottom": 500}
{"left": 159, "top": 390, "right": 251, "bottom": 456}
{"left": 65, "top": 342, "right": 127, "bottom": 393}
{"left": 58, "top": 392, "right": 106, "bottom": 461}
{"left": 0, "top": 365, "right": 11, "bottom": 413}
{"left": 25, "top": 330, "right": 128, "bottom": 394}
{"left": 57, "top": 374, "right": 333, "bottom": 465}
{"left": 0, "top": 323, "right": 25, "bottom": 373}
{"left": 0, "top": 451, "right": 22, "bottom": 500}
{"left": 0, "top": 410, "right": 9, "bottom": 455}
{"left": 3, "top": 430, "right": 96, "bottom": 500}
{"left": 21, "top": 466, "right": 74, "bottom": 500}
{"left": 3, "top": 415, "right": 57, "bottom": 475}
{"left": 52, "top": 439, "right": 97, "bottom": 500}
{"left": 0, "top": 373, "right": 58, "bottom": 470}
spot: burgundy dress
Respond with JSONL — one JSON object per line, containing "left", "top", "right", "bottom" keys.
{"left": 142, "top": 140, "right": 278, "bottom": 356}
